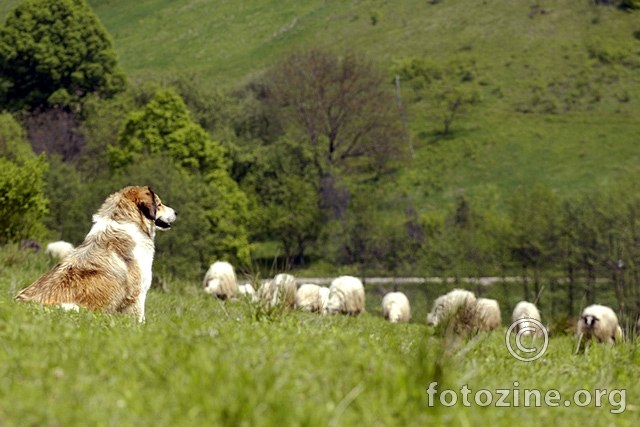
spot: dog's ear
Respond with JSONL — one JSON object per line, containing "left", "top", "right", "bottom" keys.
{"left": 137, "top": 186, "right": 157, "bottom": 221}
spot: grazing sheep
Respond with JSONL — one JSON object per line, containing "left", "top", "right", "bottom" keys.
{"left": 203, "top": 261, "right": 238, "bottom": 300}
{"left": 296, "top": 284, "right": 325, "bottom": 312}
{"left": 238, "top": 284, "right": 256, "bottom": 300}
{"left": 257, "top": 273, "right": 297, "bottom": 309}
{"left": 511, "top": 301, "right": 543, "bottom": 337}
{"left": 324, "top": 276, "right": 365, "bottom": 316}
{"left": 577, "top": 304, "right": 623, "bottom": 345}
{"left": 472, "top": 298, "right": 501, "bottom": 331}
{"left": 382, "top": 292, "right": 411, "bottom": 323}
{"left": 426, "top": 289, "right": 476, "bottom": 327}
{"left": 45, "top": 241, "right": 74, "bottom": 260}
{"left": 318, "top": 286, "right": 330, "bottom": 312}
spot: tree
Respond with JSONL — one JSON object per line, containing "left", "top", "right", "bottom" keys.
{"left": 251, "top": 137, "right": 322, "bottom": 267}
{"left": 393, "top": 57, "right": 480, "bottom": 135}
{"left": 267, "top": 49, "right": 404, "bottom": 182}
{"left": 108, "top": 89, "right": 251, "bottom": 269}
{"left": 0, "top": 0, "right": 127, "bottom": 112}
{"left": 0, "top": 112, "right": 49, "bottom": 244}
{"left": 108, "top": 89, "right": 226, "bottom": 174}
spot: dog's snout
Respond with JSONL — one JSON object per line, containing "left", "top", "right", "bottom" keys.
{"left": 174, "top": 210, "right": 178, "bottom": 216}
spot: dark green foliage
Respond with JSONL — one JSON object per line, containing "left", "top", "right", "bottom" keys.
{"left": 108, "top": 89, "right": 226, "bottom": 174}
{"left": 107, "top": 89, "right": 251, "bottom": 273}
{"left": 0, "top": 0, "right": 127, "bottom": 112}
{"left": 0, "top": 112, "right": 49, "bottom": 244}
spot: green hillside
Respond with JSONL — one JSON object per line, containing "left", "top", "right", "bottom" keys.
{"left": 2, "top": 0, "right": 639, "bottom": 207}
{"left": 93, "top": 0, "right": 640, "bottom": 204}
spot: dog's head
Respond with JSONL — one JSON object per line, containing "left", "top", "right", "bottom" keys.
{"left": 128, "top": 186, "right": 177, "bottom": 231}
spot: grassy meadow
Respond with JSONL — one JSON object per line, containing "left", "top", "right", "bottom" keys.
{"left": 1, "top": 245, "right": 639, "bottom": 426}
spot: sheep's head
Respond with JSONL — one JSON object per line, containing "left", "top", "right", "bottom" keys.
{"left": 582, "top": 314, "right": 599, "bottom": 328}
{"left": 426, "top": 312, "right": 438, "bottom": 326}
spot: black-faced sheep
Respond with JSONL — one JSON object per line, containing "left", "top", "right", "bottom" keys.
{"left": 203, "top": 261, "right": 238, "bottom": 300}
{"left": 324, "top": 276, "right": 365, "bottom": 316}
{"left": 511, "top": 301, "right": 543, "bottom": 337}
{"left": 577, "top": 304, "right": 623, "bottom": 345}
{"left": 45, "top": 241, "right": 74, "bottom": 260}
{"left": 472, "top": 298, "right": 501, "bottom": 331}
{"left": 382, "top": 291, "right": 411, "bottom": 323}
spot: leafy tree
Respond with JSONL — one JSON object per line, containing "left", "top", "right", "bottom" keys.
{"left": 0, "top": 0, "right": 127, "bottom": 112}
{"left": 0, "top": 112, "right": 49, "bottom": 244}
{"left": 108, "top": 89, "right": 251, "bottom": 270}
{"left": 108, "top": 89, "right": 226, "bottom": 174}
{"left": 251, "top": 138, "right": 322, "bottom": 267}
{"left": 267, "top": 48, "right": 404, "bottom": 181}
{"left": 508, "top": 184, "right": 560, "bottom": 303}
{"left": 393, "top": 56, "right": 480, "bottom": 135}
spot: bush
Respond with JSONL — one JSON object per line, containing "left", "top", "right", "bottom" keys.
{"left": 0, "top": 0, "right": 127, "bottom": 111}
{"left": 0, "top": 112, "right": 49, "bottom": 244}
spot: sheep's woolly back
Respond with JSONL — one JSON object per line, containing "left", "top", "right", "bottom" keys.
{"left": 577, "top": 304, "right": 622, "bottom": 344}
{"left": 45, "top": 241, "right": 75, "bottom": 260}
{"left": 319, "top": 287, "right": 330, "bottom": 312}
{"left": 203, "top": 261, "right": 238, "bottom": 300}
{"left": 382, "top": 292, "right": 411, "bottom": 323}
{"left": 238, "top": 284, "right": 256, "bottom": 301}
{"left": 258, "top": 273, "right": 297, "bottom": 308}
{"left": 426, "top": 289, "right": 476, "bottom": 326}
{"left": 296, "top": 284, "right": 324, "bottom": 312}
{"left": 325, "top": 276, "right": 365, "bottom": 316}
{"left": 473, "top": 298, "right": 501, "bottom": 331}
{"left": 511, "top": 301, "right": 543, "bottom": 337}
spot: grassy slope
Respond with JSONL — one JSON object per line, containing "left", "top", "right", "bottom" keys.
{"left": 1, "top": 0, "right": 639, "bottom": 212}
{"left": 1, "top": 247, "right": 639, "bottom": 426}
{"left": 69, "top": 0, "right": 640, "bottom": 209}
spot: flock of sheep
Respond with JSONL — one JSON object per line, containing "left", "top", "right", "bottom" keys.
{"left": 42, "top": 243, "right": 632, "bottom": 345}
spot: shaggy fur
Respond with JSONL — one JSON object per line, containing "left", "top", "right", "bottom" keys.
{"left": 426, "top": 289, "right": 476, "bottom": 327}
{"left": 577, "top": 304, "right": 623, "bottom": 345}
{"left": 512, "top": 301, "right": 543, "bottom": 337}
{"left": 382, "top": 291, "right": 411, "bottom": 323}
{"left": 15, "top": 186, "right": 176, "bottom": 322}
{"left": 324, "top": 276, "right": 365, "bottom": 316}
{"left": 295, "top": 283, "right": 324, "bottom": 312}
{"left": 472, "top": 298, "right": 501, "bottom": 331}
{"left": 45, "top": 241, "right": 74, "bottom": 260}
{"left": 257, "top": 273, "right": 297, "bottom": 309}
{"left": 203, "top": 261, "right": 238, "bottom": 300}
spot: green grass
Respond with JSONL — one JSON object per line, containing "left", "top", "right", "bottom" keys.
{"left": 1, "top": 246, "right": 639, "bottom": 426}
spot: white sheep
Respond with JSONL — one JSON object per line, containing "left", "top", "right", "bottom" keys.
{"left": 238, "top": 284, "right": 256, "bottom": 300}
{"left": 257, "top": 273, "right": 297, "bottom": 309}
{"left": 45, "top": 241, "right": 74, "bottom": 260}
{"left": 426, "top": 289, "right": 476, "bottom": 327}
{"left": 472, "top": 298, "right": 501, "bottom": 331}
{"left": 324, "top": 276, "right": 365, "bottom": 316}
{"left": 203, "top": 261, "right": 238, "bottom": 300}
{"left": 319, "top": 286, "right": 330, "bottom": 312}
{"left": 511, "top": 301, "right": 543, "bottom": 337}
{"left": 577, "top": 304, "right": 623, "bottom": 345}
{"left": 296, "top": 284, "right": 325, "bottom": 312}
{"left": 382, "top": 291, "right": 411, "bottom": 323}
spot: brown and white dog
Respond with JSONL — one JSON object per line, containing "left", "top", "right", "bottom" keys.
{"left": 15, "top": 186, "right": 177, "bottom": 322}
